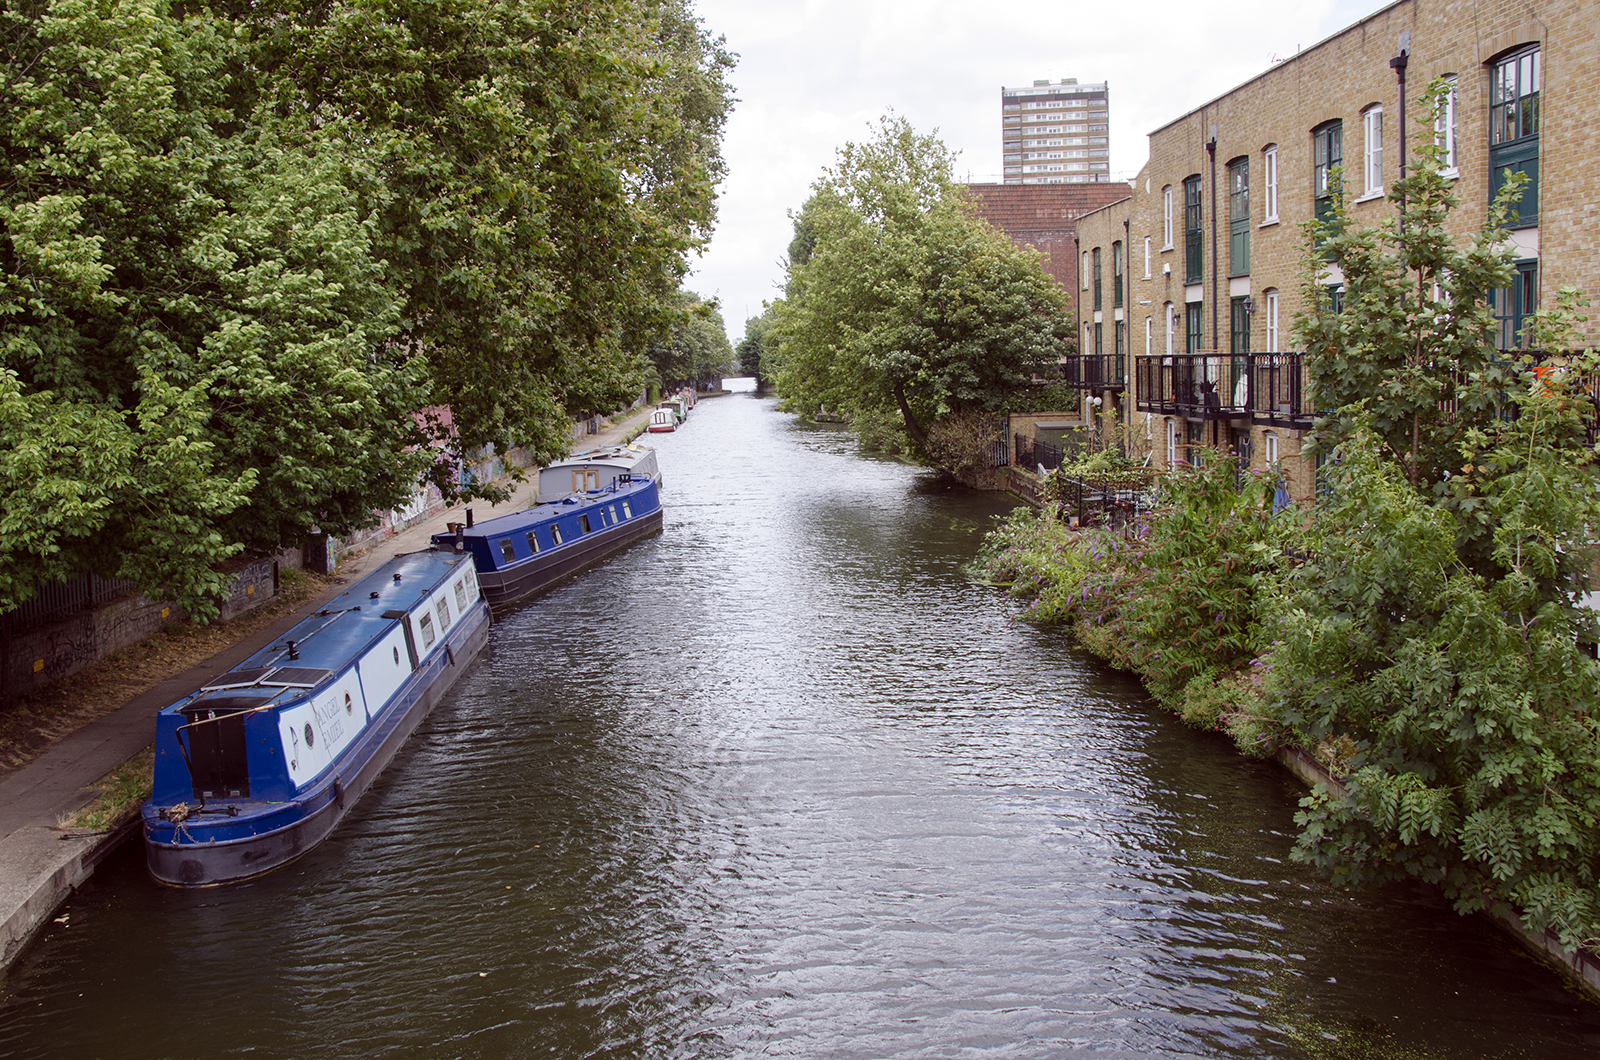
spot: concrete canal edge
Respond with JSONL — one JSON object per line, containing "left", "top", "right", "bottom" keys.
{"left": 1274, "top": 746, "right": 1600, "bottom": 1003}
{"left": 0, "top": 820, "right": 139, "bottom": 978}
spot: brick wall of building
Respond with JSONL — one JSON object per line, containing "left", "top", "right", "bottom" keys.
{"left": 963, "top": 182, "right": 1133, "bottom": 295}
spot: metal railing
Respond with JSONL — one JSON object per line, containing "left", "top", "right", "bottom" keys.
{"left": 1058, "top": 354, "right": 1126, "bottom": 391}
{"left": 1015, "top": 433, "right": 1068, "bottom": 472}
{"left": 1136, "top": 353, "right": 1251, "bottom": 418}
{"left": 1249, "top": 353, "right": 1314, "bottom": 428}
{"left": 1050, "top": 470, "right": 1160, "bottom": 533}
{"left": 1, "top": 573, "right": 139, "bottom": 634}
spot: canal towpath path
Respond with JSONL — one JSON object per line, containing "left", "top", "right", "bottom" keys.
{"left": 0, "top": 405, "right": 660, "bottom": 975}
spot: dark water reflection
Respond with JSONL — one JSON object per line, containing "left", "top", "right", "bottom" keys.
{"left": 3, "top": 395, "right": 1598, "bottom": 1058}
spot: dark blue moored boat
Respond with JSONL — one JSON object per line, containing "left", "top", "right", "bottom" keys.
{"left": 433, "top": 467, "right": 662, "bottom": 610}
{"left": 142, "top": 551, "right": 490, "bottom": 886}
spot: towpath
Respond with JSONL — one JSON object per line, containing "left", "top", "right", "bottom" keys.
{"left": 0, "top": 403, "right": 660, "bottom": 973}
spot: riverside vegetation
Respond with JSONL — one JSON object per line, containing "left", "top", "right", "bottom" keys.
{"left": 0, "top": 0, "right": 732, "bottom": 620}
{"left": 981, "top": 90, "right": 1600, "bottom": 955}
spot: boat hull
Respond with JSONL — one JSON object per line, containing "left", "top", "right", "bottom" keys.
{"left": 144, "top": 591, "right": 490, "bottom": 887}
{"left": 475, "top": 507, "right": 662, "bottom": 610}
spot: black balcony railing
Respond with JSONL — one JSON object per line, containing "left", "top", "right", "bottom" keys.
{"left": 1249, "top": 353, "right": 1314, "bottom": 428}
{"left": 1059, "top": 354, "right": 1126, "bottom": 391}
{"left": 1136, "top": 353, "right": 1251, "bottom": 419}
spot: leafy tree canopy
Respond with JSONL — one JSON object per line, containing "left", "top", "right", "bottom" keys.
{"left": 769, "top": 116, "right": 1072, "bottom": 454}
{"left": 642, "top": 290, "right": 734, "bottom": 389}
{"left": 0, "top": 0, "right": 734, "bottom": 618}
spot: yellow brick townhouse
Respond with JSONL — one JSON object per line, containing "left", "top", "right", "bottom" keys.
{"left": 1065, "top": 0, "right": 1600, "bottom": 502}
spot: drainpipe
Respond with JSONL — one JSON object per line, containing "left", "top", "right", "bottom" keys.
{"left": 1207, "top": 127, "right": 1218, "bottom": 352}
{"left": 1122, "top": 216, "right": 1131, "bottom": 432}
{"left": 1391, "top": 42, "right": 1409, "bottom": 230}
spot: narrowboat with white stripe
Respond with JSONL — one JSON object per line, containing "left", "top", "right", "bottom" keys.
{"left": 433, "top": 470, "right": 662, "bottom": 611}
{"left": 142, "top": 551, "right": 490, "bottom": 887}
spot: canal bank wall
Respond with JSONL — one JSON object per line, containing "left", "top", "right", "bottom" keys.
{"left": 1273, "top": 745, "right": 1600, "bottom": 1003}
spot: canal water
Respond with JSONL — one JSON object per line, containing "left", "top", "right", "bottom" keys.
{"left": 2, "top": 394, "right": 1598, "bottom": 1059}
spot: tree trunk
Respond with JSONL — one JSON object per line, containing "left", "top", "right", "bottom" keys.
{"left": 892, "top": 381, "right": 931, "bottom": 453}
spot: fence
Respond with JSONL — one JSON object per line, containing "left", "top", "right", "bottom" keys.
{"left": 1, "top": 573, "right": 140, "bottom": 636}
{"left": 1014, "top": 433, "right": 1067, "bottom": 472}
{"left": 1047, "top": 470, "right": 1160, "bottom": 534}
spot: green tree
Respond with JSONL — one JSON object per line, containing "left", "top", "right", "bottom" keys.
{"left": 237, "top": 0, "right": 735, "bottom": 495}
{"left": 643, "top": 291, "right": 734, "bottom": 389}
{"left": 772, "top": 117, "right": 1072, "bottom": 455}
{"left": 736, "top": 303, "right": 778, "bottom": 385}
{"left": 0, "top": 0, "right": 416, "bottom": 617}
{"left": 1297, "top": 82, "right": 1522, "bottom": 496}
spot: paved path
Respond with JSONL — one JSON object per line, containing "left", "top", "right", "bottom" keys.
{"left": 0, "top": 404, "right": 657, "bottom": 972}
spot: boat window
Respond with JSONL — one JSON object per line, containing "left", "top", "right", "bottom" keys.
{"left": 418, "top": 613, "right": 436, "bottom": 649}
{"left": 609, "top": 506, "right": 619, "bottom": 523}
{"left": 551, "top": 524, "right": 564, "bottom": 545}
{"left": 525, "top": 531, "right": 540, "bottom": 554}
{"left": 436, "top": 597, "right": 452, "bottom": 631}
{"left": 621, "top": 501, "right": 633, "bottom": 519}
{"left": 453, "top": 579, "right": 468, "bottom": 611}
{"left": 578, "top": 514, "right": 592, "bottom": 534}
{"left": 497, "top": 538, "right": 516, "bottom": 563}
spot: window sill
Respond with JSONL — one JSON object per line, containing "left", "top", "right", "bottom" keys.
{"left": 1353, "top": 188, "right": 1385, "bottom": 204}
{"left": 1440, "top": 167, "right": 1459, "bottom": 181}
{"left": 1258, "top": 217, "right": 1280, "bottom": 228}
{"left": 1160, "top": 244, "right": 1174, "bottom": 253}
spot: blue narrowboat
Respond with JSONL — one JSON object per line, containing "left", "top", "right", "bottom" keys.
{"left": 433, "top": 471, "right": 662, "bottom": 610}
{"left": 142, "top": 551, "right": 490, "bottom": 887}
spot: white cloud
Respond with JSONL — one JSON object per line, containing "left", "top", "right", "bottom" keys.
{"left": 686, "top": 0, "right": 1391, "bottom": 341}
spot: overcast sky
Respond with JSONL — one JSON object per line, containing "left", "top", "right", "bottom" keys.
{"left": 685, "top": 0, "right": 1393, "bottom": 347}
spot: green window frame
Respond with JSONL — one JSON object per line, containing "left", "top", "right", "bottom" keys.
{"left": 1313, "top": 120, "right": 1342, "bottom": 230}
{"left": 1184, "top": 302, "right": 1202, "bottom": 354}
{"left": 1490, "top": 46, "right": 1539, "bottom": 228}
{"left": 1490, "top": 259, "right": 1539, "bottom": 350}
{"left": 1230, "top": 296, "right": 1250, "bottom": 355}
{"left": 1092, "top": 247, "right": 1103, "bottom": 311}
{"left": 1112, "top": 240, "right": 1124, "bottom": 308}
{"left": 1094, "top": 321, "right": 1103, "bottom": 356}
{"left": 1183, "top": 176, "right": 1203, "bottom": 283}
{"left": 1227, "top": 158, "right": 1249, "bottom": 277}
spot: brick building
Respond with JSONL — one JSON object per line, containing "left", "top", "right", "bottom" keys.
{"left": 1066, "top": 0, "right": 1599, "bottom": 502}
{"left": 963, "top": 182, "right": 1133, "bottom": 295}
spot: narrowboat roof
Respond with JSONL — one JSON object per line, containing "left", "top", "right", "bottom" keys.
{"left": 165, "top": 551, "right": 471, "bottom": 713}
{"left": 452, "top": 479, "right": 648, "bottom": 541}
{"left": 545, "top": 444, "right": 655, "bottom": 470}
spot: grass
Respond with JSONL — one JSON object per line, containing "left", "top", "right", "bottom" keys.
{"left": 0, "top": 567, "right": 336, "bottom": 774}
{"left": 59, "top": 746, "right": 154, "bottom": 833}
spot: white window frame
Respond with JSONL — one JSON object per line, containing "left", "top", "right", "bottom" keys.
{"left": 1436, "top": 76, "right": 1459, "bottom": 176}
{"left": 1164, "top": 302, "right": 1175, "bottom": 355}
{"left": 1165, "top": 418, "right": 1177, "bottom": 467}
{"left": 1081, "top": 250, "right": 1089, "bottom": 290}
{"left": 1264, "top": 289, "right": 1279, "bottom": 352}
{"left": 1142, "top": 236, "right": 1151, "bottom": 278}
{"left": 1144, "top": 316, "right": 1152, "bottom": 355}
{"left": 1162, "top": 185, "right": 1174, "bottom": 249}
{"left": 1262, "top": 145, "right": 1279, "bottom": 222}
{"left": 1264, "top": 431, "right": 1279, "bottom": 466}
{"left": 1361, "top": 105, "right": 1384, "bottom": 198}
